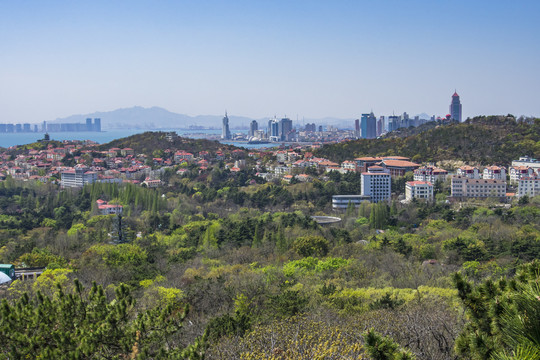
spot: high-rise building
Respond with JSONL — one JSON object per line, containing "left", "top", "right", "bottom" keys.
{"left": 401, "top": 112, "right": 410, "bottom": 128}
{"left": 388, "top": 115, "right": 399, "bottom": 132}
{"left": 94, "top": 118, "right": 101, "bottom": 132}
{"left": 376, "top": 117, "right": 384, "bottom": 136}
{"left": 450, "top": 91, "right": 462, "bottom": 122}
{"left": 360, "top": 112, "right": 376, "bottom": 139}
{"left": 249, "top": 120, "right": 258, "bottom": 137}
{"left": 222, "top": 112, "right": 231, "bottom": 140}
{"left": 354, "top": 119, "right": 360, "bottom": 138}
{"left": 279, "top": 118, "right": 293, "bottom": 141}
{"left": 267, "top": 118, "right": 279, "bottom": 140}
{"left": 361, "top": 166, "right": 391, "bottom": 203}
{"left": 86, "top": 118, "right": 93, "bottom": 131}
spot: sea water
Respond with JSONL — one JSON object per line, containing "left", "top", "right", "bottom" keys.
{"left": 0, "top": 129, "right": 274, "bottom": 150}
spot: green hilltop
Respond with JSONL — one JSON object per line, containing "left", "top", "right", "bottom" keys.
{"left": 315, "top": 116, "right": 540, "bottom": 164}
{"left": 98, "top": 131, "right": 241, "bottom": 155}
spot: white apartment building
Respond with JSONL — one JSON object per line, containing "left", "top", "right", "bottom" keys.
{"left": 517, "top": 176, "right": 540, "bottom": 198}
{"left": 414, "top": 166, "right": 448, "bottom": 183}
{"left": 361, "top": 166, "right": 391, "bottom": 203}
{"left": 509, "top": 166, "right": 535, "bottom": 184}
{"left": 405, "top": 181, "right": 434, "bottom": 202}
{"left": 451, "top": 176, "right": 506, "bottom": 199}
{"left": 483, "top": 166, "right": 506, "bottom": 180}
{"left": 61, "top": 167, "right": 97, "bottom": 188}
{"left": 456, "top": 166, "right": 481, "bottom": 179}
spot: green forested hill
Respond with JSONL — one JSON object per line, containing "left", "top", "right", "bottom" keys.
{"left": 98, "top": 131, "right": 240, "bottom": 155}
{"left": 315, "top": 116, "right": 540, "bottom": 164}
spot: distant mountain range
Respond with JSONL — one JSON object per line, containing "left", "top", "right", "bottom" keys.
{"left": 46, "top": 106, "right": 358, "bottom": 130}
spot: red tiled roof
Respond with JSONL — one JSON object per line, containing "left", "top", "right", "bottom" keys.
{"left": 381, "top": 159, "right": 420, "bottom": 168}
{"left": 407, "top": 181, "right": 433, "bottom": 186}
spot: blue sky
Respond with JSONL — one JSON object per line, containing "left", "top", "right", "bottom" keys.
{"left": 1, "top": 0, "right": 539, "bottom": 123}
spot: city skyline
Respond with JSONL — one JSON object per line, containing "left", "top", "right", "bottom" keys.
{"left": 1, "top": 1, "right": 539, "bottom": 124}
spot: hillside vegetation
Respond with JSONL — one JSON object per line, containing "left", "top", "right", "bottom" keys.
{"left": 98, "top": 131, "right": 240, "bottom": 156}
{"left": 315, "top": 116, "right": 540, "bottom": 164}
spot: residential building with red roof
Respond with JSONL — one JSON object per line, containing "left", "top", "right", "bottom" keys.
{"left": 96, "top": 199, "right": 123, "bottom": 215}
{"left": 483, "top": 166, "right": 506, "bottom": 180}
{"left": 414, "top": 166, "right": 448, "bottom": 183}
{"left": 405, "top": 181, "right": 434, "bottom": 202}
{"left": 456, "top": 166, "right": 480, "bottom": 179}
{"left": 509, "top": 166, "right": 535, "bottom": 184}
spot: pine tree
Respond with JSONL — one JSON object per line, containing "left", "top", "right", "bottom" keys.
{"left": 454, "top": 260, "right": 540, "bottom": 360}
{"left": 363, "top": 328, "right": 415, "bottom": 360}
{"left": 0, "top": 280, "right": 206, "bottom": 359}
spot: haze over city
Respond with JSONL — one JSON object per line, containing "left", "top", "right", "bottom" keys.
{"left": 1, "top": 0, "right": 539, "bottom": 124}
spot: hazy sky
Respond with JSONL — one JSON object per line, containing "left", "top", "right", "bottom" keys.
{"left": 1, "top": 0, "right": 539, "bottom": 123}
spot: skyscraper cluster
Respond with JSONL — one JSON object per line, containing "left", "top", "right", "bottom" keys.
{"left": 267, "top": 117, "right": 294, "bottom": 141}
{"left": 357, "top": 91, "right": 464, "bottom": 137}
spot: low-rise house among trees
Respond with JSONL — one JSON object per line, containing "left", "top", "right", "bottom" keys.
{"left": 96, "top": 199, "right": 123, "bottom": 215}
{"left": 142, "top": 178, "right": 161, "bottom": 188}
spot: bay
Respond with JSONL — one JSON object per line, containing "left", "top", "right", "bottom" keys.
{"left": 0, "top": 129, "right": 276, "bottom": 150}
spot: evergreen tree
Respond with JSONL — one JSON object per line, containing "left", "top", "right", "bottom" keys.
{"left": 252, "top": 222, "right": 263, "bottom": 248}
{"left": 0, "top": 280, "right": 206, "bottom": 359}
{"left": 454, "top": 260, "right": 540, "bottom": 360}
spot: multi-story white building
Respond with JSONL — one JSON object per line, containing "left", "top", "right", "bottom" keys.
{"left": 483, "top": 166, "right": 506, "bottom": 180}
{"left": 451, "top": 176, "right": 506, "bottom": 199}
{"left": 509, "top": 166, "right": 535, "bottom": 184}
{"left": 414, "top": 166, "right": 448, "bottom": 183}
{"left": 456, "top": 166, "right": 480, "bottom": 179}
{"left": 405, "top": 181, "right": 434, "bottom": 202}
{"left": 61, "top": 167, "right": 97, "bottom": 188}
{"left": 517, "top": 176, "right": 540, "bottom": 198}
{"left": 361, "top": 166, "right": 391, "bottom": 203}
